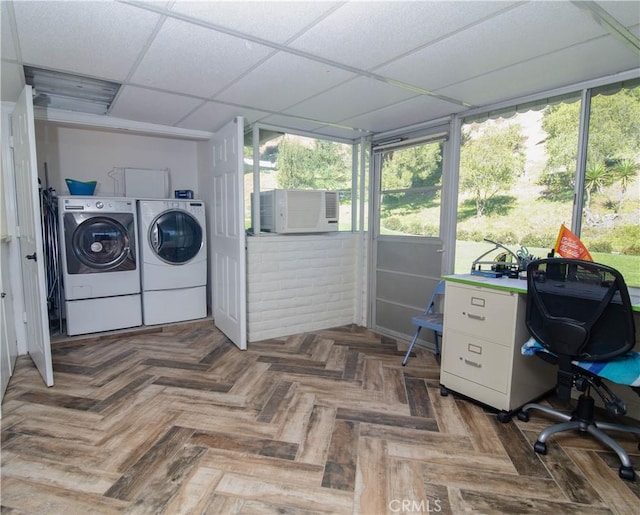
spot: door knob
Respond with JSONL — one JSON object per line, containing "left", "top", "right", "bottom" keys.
{"left": 26, "top": 253, "right": 37, "bottom": 261}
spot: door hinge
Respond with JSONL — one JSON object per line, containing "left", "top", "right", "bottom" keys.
{"left": 9, "top": 135, "right": 15, "bottom": 149}
{"left": 15, "top": 226, "right": 21, "bottom": 238}
{"left": 23, "top": 311, "right": 28, "bottom": 323}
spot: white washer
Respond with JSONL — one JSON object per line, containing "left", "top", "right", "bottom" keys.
{"left": 59, "top": 196, "right": 142, "bottom": 335}
{"left": 137, "top": 199, "right": 207, "bottom": 325}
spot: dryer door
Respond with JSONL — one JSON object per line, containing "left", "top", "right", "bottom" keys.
{"left": 65, "top": 214, "right": 136, "bottom": 273}
{"left": 150, "top": 210, "right": 203, "bottom": 265}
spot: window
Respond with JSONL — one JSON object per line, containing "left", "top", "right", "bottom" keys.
{"left": 456, "top": 105, "right": 577, "bottom": 273}
{"left": 454, "top": 80, "right": 640, "bottom": 287}
{"left": 244, "top": 129, "right": 356, "bottom": 232}
{"left": 582, "top": 83, "right": 640, "bottom": 286}
{"left": 377, "top": 140, "right": 444, "bottom": 237}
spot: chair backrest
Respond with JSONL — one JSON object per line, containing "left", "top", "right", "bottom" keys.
{"left": 526, "top": 258, "right": 635, "bottom": 362}
{"left": 424, "top": 280, "right": 446, "bottom": 315}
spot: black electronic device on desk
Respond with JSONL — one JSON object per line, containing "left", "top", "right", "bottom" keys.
{"left": 471, "top": 238, "right": 536, "bottom": 278}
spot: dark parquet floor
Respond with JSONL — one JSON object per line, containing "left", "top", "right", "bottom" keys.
{"left": 1, "top": 320, "right": 640, "bottom": 514}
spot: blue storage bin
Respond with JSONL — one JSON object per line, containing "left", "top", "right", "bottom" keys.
{"left": 65, "top": 178, "right": 97, "bottom": 195}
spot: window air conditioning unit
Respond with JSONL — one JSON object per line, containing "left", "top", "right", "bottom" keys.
{"left": 258, "top": 189, "right": 339, "bottom": 233}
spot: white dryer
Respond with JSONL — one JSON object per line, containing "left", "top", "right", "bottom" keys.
{"left": 59, "top": 196, "right": 142, "bottom": 335}
{"left": 137, "top": 199, "right": 207, "bottom": 325}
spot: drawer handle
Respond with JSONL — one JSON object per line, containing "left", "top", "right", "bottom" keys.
{"left": 466, "top": 313, "right": 485, "bottom": 321}
{"left": 464, "top": 359, "right": 482, "bottom": 368}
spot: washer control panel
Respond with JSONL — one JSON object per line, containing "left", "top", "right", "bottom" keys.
{"left": 61, "top": 197, "right": 135, "bottom": 213}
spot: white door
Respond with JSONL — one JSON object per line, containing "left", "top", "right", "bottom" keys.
{"left": 1, "top": 135, "right": 18, "bottom": 400}
{"left": 11, "top": 85, "right": 53, "bottom": 386}
{"left": 211, "top": 117, "right": 247, "bottom": 350}
{"left": 1, "top": 242, "right": 19, "bottom": 401}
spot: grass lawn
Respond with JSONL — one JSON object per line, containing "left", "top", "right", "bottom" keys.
{"left": 392, "top": 169, "right": 640, "bottom": 287}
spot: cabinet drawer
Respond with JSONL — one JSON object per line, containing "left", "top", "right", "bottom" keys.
{"left": 444, "top": 284, "right": 517, "bottom": 346}
{"left": 442, "top": 329, "right": 511, "bottom": 394}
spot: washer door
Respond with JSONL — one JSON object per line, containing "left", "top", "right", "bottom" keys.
{"left": 64, "top": 213, "right": 136, "bottom": 274}
{"left": 150, "top": 210, "right": 202, "bottom": 264}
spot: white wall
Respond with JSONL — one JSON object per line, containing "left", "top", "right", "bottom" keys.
{"left": 34, "top": 122, "right": 200, "bottom": 198}
{"left": 247, "top": 233, "right": 361, "bottom": 342}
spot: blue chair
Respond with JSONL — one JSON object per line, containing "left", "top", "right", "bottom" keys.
{"left": 402, "top": 280, "right": 445, "bottom": 366}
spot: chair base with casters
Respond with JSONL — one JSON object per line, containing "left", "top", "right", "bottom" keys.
{"left": 518, "top": 371, "right": 640, "bottom": 481}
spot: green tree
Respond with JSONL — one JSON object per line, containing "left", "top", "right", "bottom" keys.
{"left": 459, "top": 124, "right": 526, "bottom": 217}
{"left": 542, "top": 101, "right": 581, "bottom": 175}
{"left": 381, "top": 143, "right": 442, "bottom": 191}
{"left": 611, "top": 159, "right": 638, "bottom": 213}
{"left": 277, "top": 138, "right": 307, "bottom": 188}
{"left": 277, "top": 137, "right": 350, "bottom": 191}
{"left": 539, "top": 87, "right": 640, "bottom": 199}
{"left": 584, "top": 162, "right": 611, "bottom": 209}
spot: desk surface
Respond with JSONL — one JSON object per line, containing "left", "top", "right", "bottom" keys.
{"left": 444, "top": 274, "right": 640, "bottom": 312}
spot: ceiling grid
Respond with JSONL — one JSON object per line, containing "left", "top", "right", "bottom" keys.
{"left": 1, "top": 0, "right": 638, "bottom": 140}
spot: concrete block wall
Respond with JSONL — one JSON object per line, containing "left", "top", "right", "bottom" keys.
{"left": 247, "top": 233, "right": 360, "bottom": 342}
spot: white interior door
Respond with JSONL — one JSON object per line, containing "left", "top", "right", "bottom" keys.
{"left": 1, "top": 242, "right": 19, "bottom": 401}
{"left": 211, "top": 117, "right": 247, "bottom": 350}
{"left": 11, "top": 85, "right": 53, "bottom": 386}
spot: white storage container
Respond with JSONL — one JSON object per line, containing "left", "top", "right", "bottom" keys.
{"left": 124, "top": 168, "right": 170, "bottom": 198}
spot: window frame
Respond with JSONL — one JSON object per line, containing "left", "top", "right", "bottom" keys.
{"left": 245, "top": 123, "right": 362, "bottom": 234}
{"left": 371, "top": 126, "right": 450, "bottom": 241}
{"left": 451, "top": 74, "right": 639, "bottom": 284}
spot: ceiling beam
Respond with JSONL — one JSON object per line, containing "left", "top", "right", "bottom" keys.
{"left": 572, "top": 1, "right": 640, "bottom": 55}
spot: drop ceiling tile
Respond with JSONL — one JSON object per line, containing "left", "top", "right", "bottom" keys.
{"left": 288, "top": 1, "right": 519, "bottom": 71}
{"left": 215, "top": 52, "right": 356, "bottom": 112}
{"left": 342, "top": 95, "right": 465, "bottom": 134}
{"left": 178, "top": 101, "right": 270, "bottom": 133}
{"left": 6, "top": 1, "right": 636, "bottom": 138}
{"left": 283, "top": 76, "right": 417, "bottom": 123}
{"left": 171, "top": 1, "right": 340, "bottom": 44}
{"left": 130, "top": 17, "right": 273, "bottom": 98}
{"left": 1, "top": 1, "right": 17, "bottom": 60}
{"left": 12, "top": 1, "right": 160, "bottom": 81}
{"left": 375, "top": 1, "right": 610, "bottom": 93}
{"left": 437, "top": 36, "right": 640, "bottom": 107}
{"left": 109, "top": 86, "right": 203, "bottom": 127}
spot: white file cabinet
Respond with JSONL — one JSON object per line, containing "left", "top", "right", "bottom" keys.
{"left": 440, "top": 278, "right": 556, "bottom": 419}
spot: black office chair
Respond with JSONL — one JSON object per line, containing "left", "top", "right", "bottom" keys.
{"left": 518, "top": 258, "right": 640, "bottom": 481}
